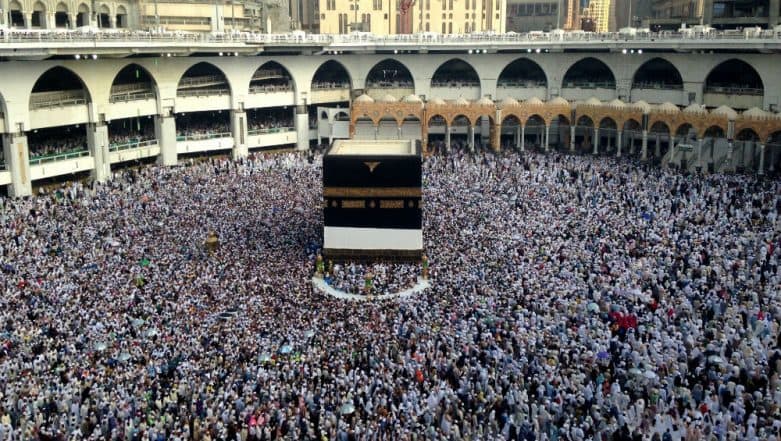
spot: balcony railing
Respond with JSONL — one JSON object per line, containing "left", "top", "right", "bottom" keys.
{"left": 249, "top": 84, "right": 293, "bottom": 94}
{"left": 247, "top": 127, "right": 294, "bottom": 135}
{"left": 562, "top": 81, "right": 616, "bottom": 89}
{"left": 176, "top": 88, "right": 230, "bottom": 97}
{"left": 632, "top": 82, "right": 684, "bottom": 90}
{"left": 30, "top": 90, "right": 87, "bottom": 109}
{"left": 497, "top": 80, "right": 547, "bottom": 88}
{"left": 705, "top": 86, "right": 763, "bottom": 96}
{"left": 110, "top": 90, "right": 156, "bottom": 103}
{"left": 176, "top": 132, "right": 231, "bottom": 142}
{"left": 0, "top": 29, "right": 779, "bottom": 46}
{"left": 109, "top": 139, "right": 157, "bottom": 152}
{"left": 29, "top": 149, "right": 89, "bottom": 165}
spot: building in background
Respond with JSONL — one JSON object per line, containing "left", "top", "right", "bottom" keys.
{"left": 137, "top": 0, "right": 292, "bottom": 33}
{"left": 319, "top": 0, "right": 506, "bottom": 35}
{"left": 506, "top": 0, "right": 566, "bottom": 32}
{"left": 289, "top": 0, "right": 320, "bottom": 32}
{"left": 580, "top": 0, "right": 615, "bottom": 32}
{"left": 643, "top": 0, "right": 780, "bottom": 30}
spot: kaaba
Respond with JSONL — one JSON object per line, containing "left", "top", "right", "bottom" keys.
{"left": 323, "top": 140, "right": 422, "bottom": 260}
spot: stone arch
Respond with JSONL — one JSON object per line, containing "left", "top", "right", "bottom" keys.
{"left": 30, "top": 66, "right": 92, "bottom": 109}
{"left": 563, "top": 57, "right": 616, "bottom": 89}
{"left": 177, "top": 62, "right": 232, "bottom": 97}
{"left": 365, "top": 59, "right": 415, "bottom": 91}
{"left": 703, "top": 125, "right": 725, "bottom": 138}
{"left": 109, "top": 63, "right": 159, "bottom": 102}
{"left": 431, "top": 59, "right": 480, "bottom": 89}
{"left": 450, "top": 114, "right": 472, "bottom": 127}
{"left": 76, "top": 3, "right": 90, "bottom": 27}
{"left": 427, "top": 114, "right": 448, "bottom": 127}
{"left": 334, "top": 111, "right": 349, "bottom": 121}
{"left": 497, "top": 58, "right": 548, "bottom": 89}
{"left": 311, "top": 59, "right": 353, "bottom": 90}
{"left": 400, "top": 114, "right": 421, "bottom": 141}
{"left": 704, "top": 59, "right": 763, "bottom": 96}
{"left": 736, "top": 128, "right": 760, "bottom": 141}
{"left": 250, "top": 60, "right": 296, "bottom": 94}
{"left": 632, "top": 58, "right": 683, "bottom": 90}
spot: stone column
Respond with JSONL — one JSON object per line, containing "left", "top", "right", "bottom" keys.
{"left": 759, "top": 143, "right": 766, "bottom": 175}
{"left": 87, "top": 122, "right": 110, "bottom": 183}
{"left": 231, "top": 109, "right": 248, "bottom": 159}
{"left": 655, "top": 133, "right": 661, "bottom": 158}
{"left": 155, "top": 115, "right": 177, "bottom": 166}
{"left": 46, "top": 12, "right": 54, "bottom": 29}
{"left": 0, "top": 0, "right": 6, "bottom": 27}
{"left": 771, "top": 0, "right": 780, "bottom": 27}
{"left": 544, "top": 124, "right": 550, "bottom": 152}
{"left": 397, "top": 125, "right": 402, "bottom": 140}
{"left": 490, "top": 123, "right": 500, "bottom": 152}
{"left": 514, "top": 125, "right": 521, "bottom": 150}
{"left": 570, "top": 125, "right": 575, "bottom": 152}
{"left": 374, "top": 125, "right": 379, "bottom": 140}
{"left": 68, "top": 13, "right": 76, "bottom": 28}
{"left": 641, "top": 130, "right": 648, "bottom": 161}
{"left": 24, "top": 12, "right": 31, "bottom": 28}
{"left": 295, "top": 105, "right": 309, "bottom": 151}
{"left": 616, "top": 130, "right": 623, "bottom": 158}
{"left": 593, "top": 128, "right": 600, "bottom": 155}
{"left": 520, "top": 125, "right": 525, "bottom": 151}
{"left": 445, "top": 125, "right": 451, "bottom": 151}
{"left": 467, "top": 125, "right": 475, "bottom": 152}
{"left": 2, "top": 133, "right": 32, "bottom": 197}
{"left": 697, "top": 138, "right": 704, "bottom": 171}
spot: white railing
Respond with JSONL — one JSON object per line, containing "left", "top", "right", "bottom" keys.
{"left": 0, "top": 29, "right": 779, "bottom": 47}
{"left": 247, "top": 127, "right": 294, "bottom": 135}
{"left": 249, "top": 84, "right": 293, "bottom": 94}
{"left": 109, "top": 139, "right": 157, "bottom": 152}
{"left": 177, "top": 132, "right": 231, "bottom": 142}
{"left": 29, "top": 149, "right": 89, "bottom": 165}
{"left": 29, "top": 90, "right": 87, "bottom": 109}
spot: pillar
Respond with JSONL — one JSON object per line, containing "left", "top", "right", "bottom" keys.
{"left": 2, "top": 133, "right": 32, "bottom": 197}
{"left": 771, "top": 0, "right": 780, "bottom": 27}
{"left": 758, "top": 143, "right": 766, "bottom": 175}
{"left": 68, "top": 13, "right": 76, "bottom": 28}
{"left": 697, "top": 138, "right": 704, "bottom": 171}
{"left": 490, "top": 124, "right": 500, "bottom": 152}
{"left": 520, "top": 125, "right": 525, "bottom": 151}
{"left": 87, "top": 123, "right": 110, "bottom": 183}
{"left": 655, "top": 133, "right": 661, "bottom": 158}
{"left": 593, "top": 128, "right": 600, "bottom": 155}
{"left": 467, "top": 125, "right": 475, "bottom": 152}
{"left": 24, "top": 12, "right": 31, "bottom": 28}
{"left": 616, "top": 130, "right": 623, "bottom": 158}
{"left": 374, "top": 125, "right": 379, "bottom": 141}
{"left": 515, "top": 126, "right": 521, "bottom": 150}
{"left": 570, "top": 126, "right": 575, "bottom": 152}
{"left": 0, "top": 0, "right": 6, "bottom": 27}
{"left": 46, "top": 12, "right": 54, "bottom": 29}
{"left": 397, "top": 125, "right": 402, "bottom": 140}
{"left": 641, "top": 130, "right": 648, "bottom": 161}
{"left": 109, "top": 15, "right": 116, "bottom": 28}
{"left": 231, "top": 109, "right": 248, "bottom": 159}
{"left": 155, "top": 115, "right": 177, "bottom": 166}
{"left": 544, "top": 124, "right": 550, "bottom": 152}
{"left": 295, "top": 105, "right": 309, "bottom": 151}
{"left": 445, "top": 126, "right": 451, "bottom": 151}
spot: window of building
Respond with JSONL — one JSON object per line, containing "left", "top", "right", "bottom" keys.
{"left": 426, "top": 22, "right": 430, "bottom": 31}
{"left": 449, "top": 0, "right": 453, "bottom": 10}
{"left": 448, "top": 22, "right": 452, "bottom": 33}
{"left": 442, "top": 22, "right": 446, "bottom": 32}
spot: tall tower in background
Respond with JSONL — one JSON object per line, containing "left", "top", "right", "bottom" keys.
{"left": 564, "top": 0, "right": 581, "bottom": 29}
{"left": 581, "top": 0, "right": 613, "bottom": 32}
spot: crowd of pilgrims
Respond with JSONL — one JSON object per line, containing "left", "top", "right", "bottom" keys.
{"left": 0, "top": 148, "right": 779, "bottom": 441}
{"left": 326, "top": 263, "right": 421, "bottom": 296}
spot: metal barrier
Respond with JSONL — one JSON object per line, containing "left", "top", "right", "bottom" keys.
{"left": 109, "top": 139, "right": 157, "bottom": 152}
{"left": 176, "top": 132, "right": 231, "bottom": 142}
{"left": 109, "top": 91, "right": 156, "bottom": 103}
{"left": 29, "top": 149, "right": 89, "bottom": 165}
{"left": 247, "top": 127, "right": 294, "bottom": 135}
{"left": 0, "top": 29, "right": 780, "bottom": 46}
